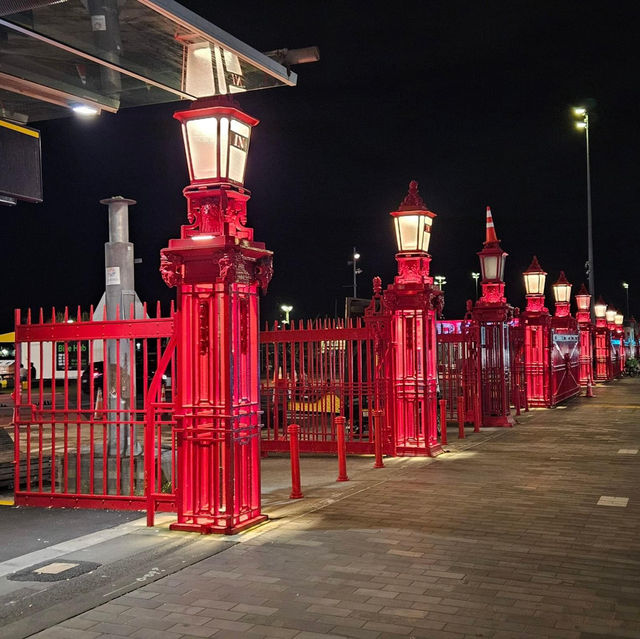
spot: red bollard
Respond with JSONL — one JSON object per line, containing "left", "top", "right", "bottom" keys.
{"left": 457, "top": 396, "right": 465, "bottom": 439}
{"left": 373, "top": 409, "right": 384, "bottom": 468}
{"left": 288, "top": 424, "right": 303, "bottom": 499}
{"left": 586, "top": 380, "right": 594, "bottom": 397}
{"left": 335, "top": 416, "right": 349, "bottom": 481}
{"left": 439, "top": 399, "right": 447, "bottom": 445}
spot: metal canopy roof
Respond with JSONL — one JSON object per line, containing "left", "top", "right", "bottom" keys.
{"left": 0, "top": 0, "right": 297, "bottom": 123}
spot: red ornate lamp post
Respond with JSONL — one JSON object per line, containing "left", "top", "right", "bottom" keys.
{"left": 471, "top": 207, "right": 514, "bottom": 426}
{"left": 382, "top": 181, "right": 442, "bottom": 456}
{"left": 593, "top": 297, "right": 613, "bottom": 381}
{"left": 521, "top": 256, "right": 551, "bottom": 406}
{"left": 552, "top": 271, "right": 572, "bottom": 319}
{"left": 575, "top": 283, "right": 594, "bottom": 390}
{"left": 160, "top": 99, "right": 272, "bottom": 534}
{"left": 614, "top": 312, "right": 625, "bottom": 376}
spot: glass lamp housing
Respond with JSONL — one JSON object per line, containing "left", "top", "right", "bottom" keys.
{"left": 594, "top": 299, "right": 607, "bottom": 318}
{"left": 174, "top": 105, "right": 258, "bottom": 186}
{"left": 523, "top": 257, "right": 547, "bottom": 295}
{"left": 606, "top": 309, "right": 617, "bottom": 323}
{"left": 479, "top": 251, "right": 506, "bottom": 282}
{"left": 615, "top": 313, "right": 624, "bottom": 326}
{"left": 552, "top": 272, "right": 572, "bottom": 303}
{"left": 576, "top": 292, "right": 591, "bottom": 312}
{"left": 392, "top": 211, "right": 433, "bottom": 253}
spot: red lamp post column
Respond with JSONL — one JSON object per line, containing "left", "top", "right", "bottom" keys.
{"left": 160, "top": 99, "right": 272, "bottom": 534}
{"left": 575, "top": 283, "right": 594, "bottom": 389}
{"left": 521, "top": 256, "right": 551, "bottom": 407}
{"left": 606, "top": 308, "right": 619, "bottom": 379}
{"left": 594, "top": 297, "right": 612, "bottom": 382}
{"left": 471, "top": 207, "right": 514, "bottom": 427}
{"left": 382, "top": 181, "right": 442, "bottom": 456}
{"left": 614, "top": 312, "right": 625, "bottom": 376}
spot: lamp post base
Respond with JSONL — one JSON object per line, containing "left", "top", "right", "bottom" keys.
{"left": 170, "top": 514, "right": 268, "bottom": 536}
{"left": 482, "top": 414, "right": 515, "bottom": 428}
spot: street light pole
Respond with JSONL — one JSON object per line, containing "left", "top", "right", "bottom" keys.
{"left": 471, "top": 272, "right": 480, "bottom": 300}
{"left": 573, "top": 107, "right": 595, "bottom": 318}
{"left": 350, "top": 247, "right": 361, "bottom": 298}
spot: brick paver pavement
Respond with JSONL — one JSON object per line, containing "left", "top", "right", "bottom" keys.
{"left": 34, "top": 379, "right": 640, "bottom": 638}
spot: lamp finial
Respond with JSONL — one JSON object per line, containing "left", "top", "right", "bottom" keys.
{"left": 399, "top": 180, "right": 427, "bottom": 211}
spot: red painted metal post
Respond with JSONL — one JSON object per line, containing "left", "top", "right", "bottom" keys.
{"left": 457, "top": 396, "right": 465, "bottom": 439}
{"left": 335, "top": 416, "right": 349, "bottom": 481}
{"left": 373, "top": 409, "right": 384, "bottom": 468}
{"left": 382, "top": 182, "right": 442, "bottom": 457}
{"left": 514, "top": 384, "right": 521, "bottom": 415}
{"left": 162, "top": 102, "right": 271, "bottom": 535}
{"left": 471, "top": 208, "right": 515, "bottom": 427}
{"left": 287, "top": 424, "right": 303, "bottom": 499}
{"left": 439, "top": 398, "right": 447, "bottom": 445}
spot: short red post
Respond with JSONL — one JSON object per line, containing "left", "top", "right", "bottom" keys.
{"left": 439, "top": 399, "right": 447, "bottom": 445}
{"left": 288, "top": 424, "right": 303, "bottom": 499}
{"left": 586, "top": 380, "right": 594, "bottom": 398}
{"left": 514, "top": 384, "right": 521, "bottom": 416}
{"left": 335, "top": 416, "right": 349, "bottom": 481}
{"left": 457, "top": 396, "right": 465, "bottom": 439}
{"left": 373, "top": 409, "right": 384, "bottom": 468}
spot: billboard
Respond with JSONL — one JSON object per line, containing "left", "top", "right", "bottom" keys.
{"left": 0, "top": 118, "right": 43, "bottom": 204}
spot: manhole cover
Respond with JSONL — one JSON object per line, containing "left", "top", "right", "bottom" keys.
{"left": 8, "top": 560, "right": 101, "bottom": 582}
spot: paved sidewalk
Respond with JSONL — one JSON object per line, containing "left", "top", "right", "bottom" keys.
{"left": 34, "top": 380, "right": 640, "bottom": 638}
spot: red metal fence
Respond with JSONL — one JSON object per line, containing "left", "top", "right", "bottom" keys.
{"left": 13, "top": 304, "right": 177, "bottom": 511}
{"left": 509, "top": 322, "right": 527, "bottom": 411}
{"left": 259, "top": 318, "right": 387, "bottom": 454}
{"left": 436, "top": 320, "right": 480, "bottom": 428}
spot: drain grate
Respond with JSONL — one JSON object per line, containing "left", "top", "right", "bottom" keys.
{"left": 8, "top": 560, "right": 101, "bottom": 582}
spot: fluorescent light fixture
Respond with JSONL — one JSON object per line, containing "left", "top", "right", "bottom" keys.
{"left": 72, "top": 104, "right": 99, "bottom": 116}
{"left": 192, "top": 234, "right": 215, "bottom": 240}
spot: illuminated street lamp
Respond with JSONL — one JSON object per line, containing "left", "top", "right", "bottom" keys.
{"left": 594, "top": 296, "right": 607, "bottom": 321}
{"left": 606, "top": 307, "right": 617, "bottom": 331}
{"left": 622, "top": 282, "right": 629, "bottom": 317}
{"left": 575, "top": 283, "right": 594, "bottom": 390}
{"left": 523, "top": 255, "right": 547, "bottom": 312}
{"left": 280, "top": 304, "right": 293, "bottom": 325}
{"left": 174, "top": 101, "right": 257, "bottom": 188}
{"left": 572, "top": 106, "right": 594, "bottom": 317}
{"left": 552, "top": 271, "right": 572, "bottom": 317}
{"left": 471, "top": 272, "right": 480, "bottom": 299}
{"left": 434, "top": 275, "right": 447, "bottom": 290}
{"left": 348, "top": 248, "right": 362, "bottom": 298}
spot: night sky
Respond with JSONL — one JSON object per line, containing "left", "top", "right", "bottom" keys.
{"left": 4, "top": 0, "right": 640, "bottom": 330}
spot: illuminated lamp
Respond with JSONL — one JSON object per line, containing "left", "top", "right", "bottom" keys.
{"left": 174, "top": 103, "right": 258, "bottom": 187}
{"left": 478, "top": 207, "right": 507, "bottom": 282}
{"left": 391, "top": 181, "right": 436, "bottom": 254}
{"left": 575, "top": 283, "right": 591, "bottom": 313}
{"left": 594, "top": 297, "right": 607, "bottom": 319}
{"left": 615, "top": 313, "right": 624, "bottom": 327}
{"left": 552, "top": 271, "right": 572, "bottom": 303}
{"left": 606, "top": 308, "right": 617, "bottom": 325}
{"left": 523, "top": 255, "right": 547, "bottom": 296}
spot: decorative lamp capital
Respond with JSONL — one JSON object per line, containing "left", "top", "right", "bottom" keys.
{"left": 398, "top": 180, "right": 428, "bottom": 211}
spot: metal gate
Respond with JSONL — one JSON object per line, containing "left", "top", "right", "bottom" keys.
{"left": 259, "top": 318, "right": 386, "bottom": 454}
{"left": 550, "top": 330, "right": 580, "bottom": 405}
{"left": 509, "top": 321, "right": 527, "bottom": 410}
{"left": 13, "top": 304, "right": 177, "bottom": 510}
{"left": 436, "top": 320, "right": 480, "bottom": 427}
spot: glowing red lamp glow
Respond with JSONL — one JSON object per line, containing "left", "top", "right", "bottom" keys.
{"left": 174, "top": 102, "right": 258, "bottom": 186}
{"left": 391, "top": 180, "right": 436, "bottom": 254}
